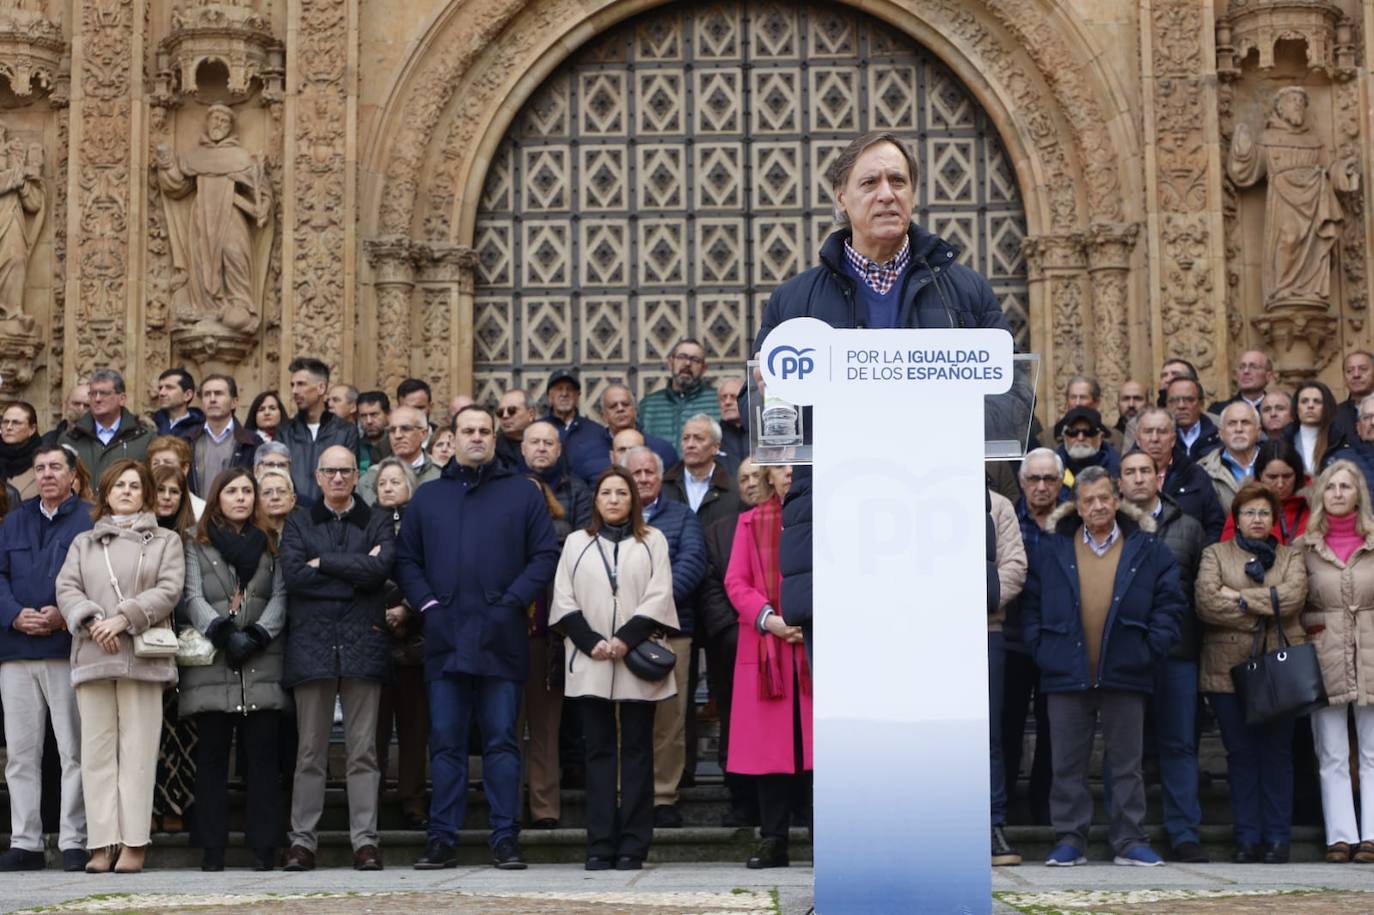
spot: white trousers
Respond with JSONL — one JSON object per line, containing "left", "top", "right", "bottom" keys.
{"left": 0, "top": 659, "right": 86, "bottom": 851}
{"left": 1311, "top": 702, "right": 1374, "bottom": 845}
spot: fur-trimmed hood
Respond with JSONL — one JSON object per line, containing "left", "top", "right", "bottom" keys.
{"left": 1043, "top": 498, "right": 1156, "bottom": 536}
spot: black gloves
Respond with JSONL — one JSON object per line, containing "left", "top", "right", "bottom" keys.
{"left": 222, "top": 622, "right": 272, "bottom": 669}
{"left": 205, "top": 616, "right": 234, "bottom": 650}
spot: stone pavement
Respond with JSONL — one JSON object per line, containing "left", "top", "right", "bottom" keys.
{"left": 3, "top": 862, "right": 1372, "bottom": 914}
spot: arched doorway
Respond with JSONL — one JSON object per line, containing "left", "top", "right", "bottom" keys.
{"left": 467, "top": 0, "right": 1030, "bottom": 406}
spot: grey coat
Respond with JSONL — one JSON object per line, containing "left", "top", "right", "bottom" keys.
{"left": 177, "top": 539, "right": 289, "bottom": 716}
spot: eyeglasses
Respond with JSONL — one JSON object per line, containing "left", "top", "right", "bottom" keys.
{"left": 495, "top": 407, "right": 525, "bottom": 417}
{"left": 671, "top": 353, "right": 705, "bottom": 366}
{"left": 89, "top": 389, "right": 118, "bottom": 399}
{"left": 1022, "top": 474, "right": 1060, "bottom": 485}
{"left": 316, "top": 467, "right": 356, "bottom": 478}
{"left": 1238, "top": 508, "right": 1273, "bottom": 519}
{"left": 258, "top": 460, "right": 289, "bottom": 470}
{"left": 0, "top": 418, "right": 28, "bottom": 428}
{"left": 387, "top": 424, "right": 424, "bottom": 434}
{"left": 1063, "top": 427, "right": 1096, "bottom": 439}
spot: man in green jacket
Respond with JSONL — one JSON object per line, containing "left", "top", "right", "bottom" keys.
{"left": 638, "top": 338, "right": 720, "bottom": 456}
{"left": 57, "top": 368, "right": 152, "bottom": 483}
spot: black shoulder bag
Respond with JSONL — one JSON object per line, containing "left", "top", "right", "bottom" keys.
{"left": 1230, "top": 586, "right": 1327, "bottom": 726}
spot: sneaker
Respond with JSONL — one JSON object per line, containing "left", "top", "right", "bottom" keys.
{"left": 1171, "top": 841, "right": 1209, "bottom": 864}
{"left": 492, "top": 836, "right": 527, "bottom": 870}
{"left": 1114, "top": 846, "right": 1165, "bottom": 867}
{"left": 991, "top": 826, "right": 1022, "bottom": 866}
{"left": 0, "top": 848, "right": 45, "bottom": 871}
{"left": 414, "top": 838, "right": 456, "bottom": 870}
{"left": 1044, "top": 844, "right": 1086, "bottom": 867}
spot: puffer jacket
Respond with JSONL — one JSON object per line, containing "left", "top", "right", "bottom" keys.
{"left": 988, "top": 489, "right": 1026, "bottom": 630}
{"left": 279, "top": 497, "right": 395, "bottom": 688}
{"left": 1299, "top": 526, "right": 1374, "bottom": 706}
{"left": 178, "top": 539, "right": 288, "bottom": 716}
{"left": 56, "top": 512, "right": 184, "bottom": 686}
{"left": 1153, "top": 494, "right": 1207, "bottom": 660}
{"left": 753, "top": 223, "right": 1016, "bottom": 629}
{"left": 1195, "top": 539, "right": 1307, "bottom": 693}
{"left": 1163, "top": 456, "right": 1227, "bottom": 544}
{"left": 277, "top": 409, "right": 360, "bottom": 505}
{"left": 643, "top": 497, "right": 707, "bottom": 636}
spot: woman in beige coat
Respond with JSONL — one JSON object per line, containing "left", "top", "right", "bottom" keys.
{"left": 1299, "top": 459, "right": 1374, "bottom": 863}
{"left": 56, "top": 459, "right": 184, "bottom": 874}
{"left": 550, "top": 465, "right": 678, "bottom": 872}
{"left": 1196, "top": 481, "right": 1307, "bottom": 864}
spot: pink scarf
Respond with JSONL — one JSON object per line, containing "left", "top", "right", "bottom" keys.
{"left": 1325, "top": 511, "right": 1363, "bottom": 564}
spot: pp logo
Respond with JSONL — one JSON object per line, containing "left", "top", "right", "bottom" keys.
{"left": 767, "top": 345, "right": 817, "bottom": 381}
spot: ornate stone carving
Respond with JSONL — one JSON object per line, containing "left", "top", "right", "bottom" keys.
{"left": 1334, "top": 59, "right": 1368, "bottom": 317}
{"left": 155, "top": 104, "right": 274, "bottom": 355}
{"left": 1217, "top": 0, "right": 1356, "bottom": 81}
{"left": 0, "top": 3, "right": 63, "bottom": 101}
{"left": 1252, "top": 308, "right": 1339, "bottom": 384}
{"left": 365, "top": 236, "right": 417, "bottom": 396}
{"left": 1228, "top": 86, "right": 1357, "bottom": 310}
{"left": 1023, "top": 233, "right": 1087, "bottom": 396}
{"left": 1085, "top": 222, "right": 1140, "bottom": 398}
{"left": 155, "top": 0, "right": 284, "bottom": 106}
{"left": 0, "top": 122, "right": 43, "bottom": 321}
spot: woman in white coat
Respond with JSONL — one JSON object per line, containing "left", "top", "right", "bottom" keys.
{"left": 550, "top": 465, "right": 679, "bottom": 872}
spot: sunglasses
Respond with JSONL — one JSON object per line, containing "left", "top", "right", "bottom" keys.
{"left": 1063, "top": 427, "right": 1097, "bottom": 439}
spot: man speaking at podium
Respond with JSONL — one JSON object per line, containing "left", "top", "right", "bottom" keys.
{"left": 751, "top": 130, "right": 1019, "bottom": 867}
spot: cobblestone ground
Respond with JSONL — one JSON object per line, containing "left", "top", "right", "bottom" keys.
{"left": 997, "top": 889, "right": 1374, "bottom": 914}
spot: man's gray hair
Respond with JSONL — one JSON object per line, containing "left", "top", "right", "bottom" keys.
{"left": 618, "top": 445, "right": 664, "bottom": 475}
{"left": 1220, "top": 400, "right": 1260, "bottom": 426}
{"left": 88, "top": 368, "right": 126, "bottom": 394}
{"left": 1019, "top": 447, "right": 1064, "bottom": 478}
{"left": 1136, "top": 405, "right": 1176, "bottom": 432}
{"left": 1358, "top": 392, "right": 1374, "bottom": 419}
{"left": 1072, "top": 465, "right": 1118, "bottom": 498}
{"left": 825, "top": 131, "right": 920, "bottom": 228}
{"left": 253, "top": 440, "right": 291, "bottom": 468}
{"left": 1065, "top": 375, "right": 1101, "bottom": 402}
{"left": 684, "top": 412, "right": 722, "bottom": 444}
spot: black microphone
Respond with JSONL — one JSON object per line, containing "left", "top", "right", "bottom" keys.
{"left": 917, "top": 255, "right": 963, "bottom": 328}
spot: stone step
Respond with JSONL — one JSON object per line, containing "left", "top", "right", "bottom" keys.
{"left": 1003, "top": 824, "right": 1329, "bottom": 863}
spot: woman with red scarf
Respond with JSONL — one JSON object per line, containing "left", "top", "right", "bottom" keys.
{"left": 724, "top": 464, "right": 812, "bottom": 869}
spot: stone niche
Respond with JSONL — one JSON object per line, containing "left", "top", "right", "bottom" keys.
{"left": 149, "top": 0, "right": 284, "bottom": 386}
{"left": 1218, "top": 0, "right": 1367, "bottom": 386}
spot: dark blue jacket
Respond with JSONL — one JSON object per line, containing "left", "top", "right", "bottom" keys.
{"left": 752, "top": 223, "right": 1015, "bottom": 627}
{"left": 547, "top": 410, "right": 611, "bottom": 484}
{"left": 1163, "top": 456, "right": 1226, "bottom": 544}
{"left": 643, "top": 497, "right": 707, "bottom": 636}
{"left": 395, "top": 458, "right": 559, "bottom": 682}
{"left": 1056, "top": 442, "right": 1122, "bottom": 480}
{"left": 0, "top": 495, "right": 93, "bottom": 662}
{"left": 153, "top": 406, "right": 205, "bottom": 439}
{"left": 578, "top": 425, "right": 678, "bottom": 483}
{"left": 1340, "top": 439, "right": 1374, "bottom": 493}
{"left": 1172, "top": 414, "right": 1222, "bottom": 464}
{"left": 1021, "top": 509, "right": 1185, "bottom": 694}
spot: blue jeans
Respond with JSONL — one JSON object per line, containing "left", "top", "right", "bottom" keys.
{"left": 1153, "top": 658, "right": 1202, "bottom": 846}
{"left": 988, "top": 632, "right": 1007, "bottom": 825}
{"left": 1209, "top": 691, "right": 1295, "bottom": 846}
{"left": 427, "top": 673, "right": 523, "bottom": 847}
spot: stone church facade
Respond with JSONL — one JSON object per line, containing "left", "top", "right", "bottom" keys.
{"left": 1, "top": 0, "right": 1371, "bottom": 423}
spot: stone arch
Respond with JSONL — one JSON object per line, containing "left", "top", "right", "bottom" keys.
{"left": 362, "top": 0, "right": 1143, "bottom": 410}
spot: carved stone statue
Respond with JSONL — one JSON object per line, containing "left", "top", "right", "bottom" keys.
{"left": 1228, "top": 86, "right": 1359, "bottom": 309}
{"left": 0, "top": 124, "right": 43, "bottom": 322}
{"left": 155, "top": 104, "right": 273, "bottom": 333}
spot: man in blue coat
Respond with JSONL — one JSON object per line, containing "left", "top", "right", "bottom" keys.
{"left": 0, "top": 444, "right": 92, "bottom": 871}
{"left": 1021, "top": 466, "right": 1185, "bottom": 868}
{"left": 542, "top": 368, "right": 609, "bottom": 484}
{"left": 751, "top": 131, "right": 1019, "bottom": 660}
{"left": 396, "top": 404, "right": 559, "bottom": 871}
{"left": 622, "top": 445, "right": 706, "bottom": 828}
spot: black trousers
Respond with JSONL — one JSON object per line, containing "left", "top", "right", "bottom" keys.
{"left": 1001, "top": 648, "right": 1052, "bottom": 823}
{"left": 755, "top": 663, "right": 810, "bottom": 843}
{"left": 581, "top": 698, "right": 655, "bottom": 861}
{"left": 194, "top": 710, "right": 283, "bottom": 852}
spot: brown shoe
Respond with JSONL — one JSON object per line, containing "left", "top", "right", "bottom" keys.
{"left": 353, "top": 845, "right": 383, "bottom": 871}
{"left": 1354, "top": 841, "right": 1374, "bottom": 864}
{"left": 85, "top": 846, "right": 116, "bottom": 874}
{"left": 1326, "top": 842, "right": 1352, "bottom": 863}
{"left": 283, "top": 845, "right": 316, "bottom": 871}
{"left": 113, "top": 845, "right": 145, "bottom": 874}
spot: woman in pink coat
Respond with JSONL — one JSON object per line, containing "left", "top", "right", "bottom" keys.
{"left": 724, "top": 464, "right": 812, "bottom": 870}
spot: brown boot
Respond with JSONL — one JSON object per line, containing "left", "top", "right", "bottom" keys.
{"left": 85, "top": 847, "right": 115, "bottom": 874}
{"left": 113, "top": 845, "right": 145, "bottom": 873}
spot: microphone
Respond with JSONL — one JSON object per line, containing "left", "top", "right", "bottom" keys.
{"left": 917, "top": 255, "right": 963, "bottom": 328}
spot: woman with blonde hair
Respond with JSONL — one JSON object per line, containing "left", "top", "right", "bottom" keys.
{"left": 56, "top": 459, "right": 185, "bottom": 873}
{"left": 1299, "top": 458, "right": 1374, "bottom": 863}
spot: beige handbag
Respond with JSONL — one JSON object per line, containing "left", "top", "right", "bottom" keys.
{"left": 101, "top": 538, "right": 178, "bottom": 659}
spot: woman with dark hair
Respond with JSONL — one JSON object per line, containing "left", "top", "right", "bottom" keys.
{"left": 724, "top": 464, "right": 812, "bottom": 869}
{"left": 1287, "top": 380, "right": 1346, "bottom": 476}
{"left": 245, "top": 391, "right": 287, "bottom": 443}
{"left": 180, "top": 467, "right": 287, "bottom": 871}
{"left": 1, "top": 400, "right": 42, "bottom": 500}
{"left": 56, "top": 459, "right": 184, "bottom": 873}
{"left": 1197, "top": 480, "right": 1308, "bottom": 863}
{"left": 1222, "top": 439, "right": 1310, "bottom": 543}
{"left": 550, "top": 465, "right": 678, "bottom": 871}
{"left": 151, "top": 464, "right": 196, "bottom": 534}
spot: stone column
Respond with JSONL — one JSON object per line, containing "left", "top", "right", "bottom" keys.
{"left": 416, "top": 243, "right": 478, "bottom": 413}
{"left": 365, "top": 237, "right": 417, "bottom": 397}
{"left": 1085, "top": 222, "right": 1141, "bottom": 398}
{"left": 1022, "top": 233, "right": 1087, "bottom": 413}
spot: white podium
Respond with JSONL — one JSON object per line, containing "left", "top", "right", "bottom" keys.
{"left": 758, "top": 317, "right": 1014, "bottom": 915}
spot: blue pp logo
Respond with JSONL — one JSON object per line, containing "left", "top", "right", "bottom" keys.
{"left": 768, "top": 345, "right": 817, "bottom": 380}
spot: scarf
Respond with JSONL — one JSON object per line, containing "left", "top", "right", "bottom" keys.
{"left": 1235, "top": 534, "right": 1277, "bottom": 583}
{"left": 751, "top": 497, "right": 799, "bottom": 700}
{"left": 208, "top": 520, "right": 268, "bottom": 588}
{"left": 600, "top": 519, "right": 632, "bottom": 544}
{"left": 0, "top": 433, "right": 39, "bottom": 480}
{"left": 1325, "top": 511, "right": 1364, "bottom": 564}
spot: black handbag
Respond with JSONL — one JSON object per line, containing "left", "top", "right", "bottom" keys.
{"left": 624, "top": 637, "right": 676, "bottom": 682}
{"left": 1230, "top": 586, "right": 1327, "bottom": 726}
